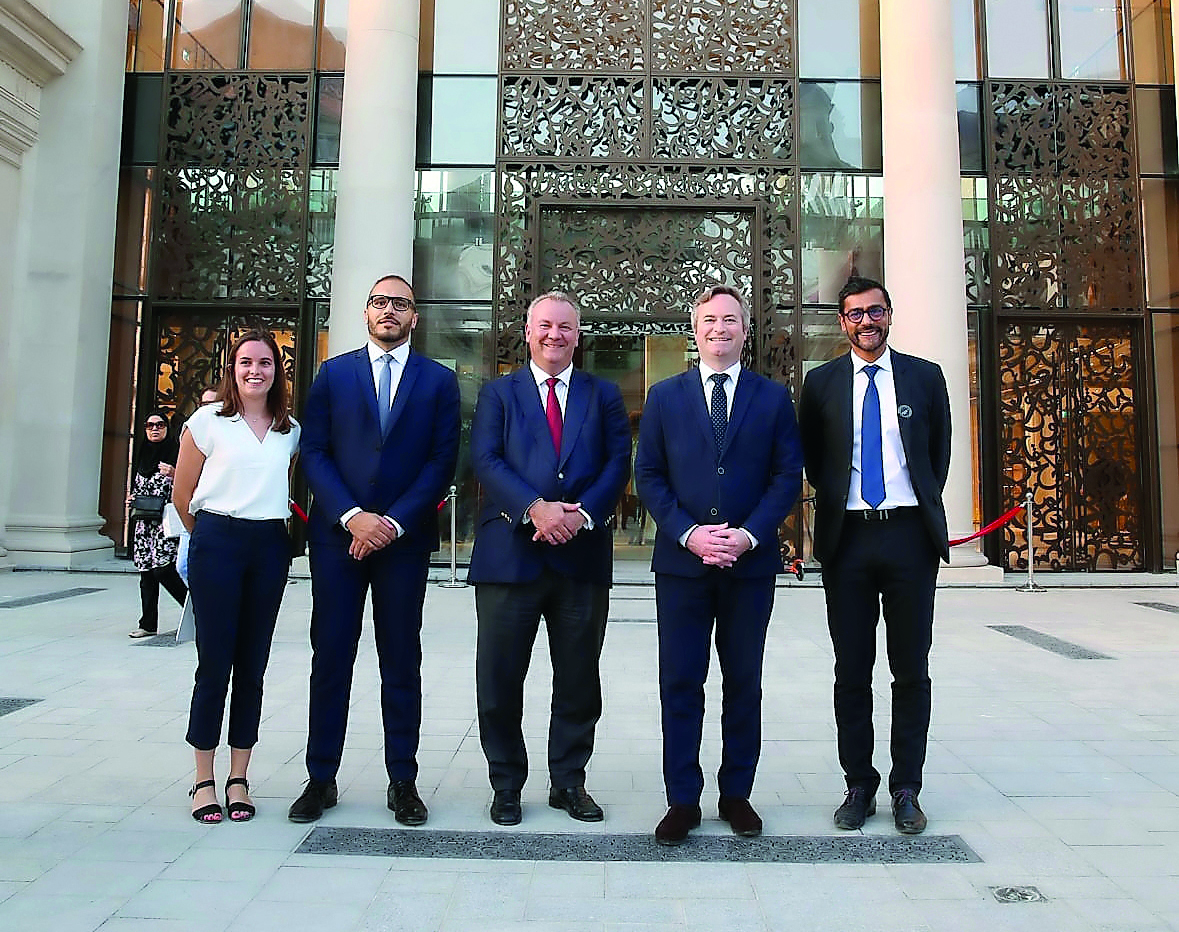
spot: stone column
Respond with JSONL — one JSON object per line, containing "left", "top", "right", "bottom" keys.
{"left": 879, "top": 0, "right": 993, "bottom": 572}
{"left": 327, "top": 0, "right": 421, "bottom": 356}
{"left": 2, "top": 0, "right": 123, "bottom": 567}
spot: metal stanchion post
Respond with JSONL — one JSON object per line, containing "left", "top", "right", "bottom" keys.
{"left": 1016, "top": 491, "right": 1045, "bottom": 592}
{"left": 438, "top": 485, "right": 468, "bottom": 589}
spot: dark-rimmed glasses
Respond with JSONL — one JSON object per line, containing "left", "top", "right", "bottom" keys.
{"left": 145, "top": 421, "right": 167, "bottom": 430}
{"left": 367, "top": 294, "right": 415, "bottom": 312}
{"left": 841, "top": 304, "right": 889, "bottom": 324}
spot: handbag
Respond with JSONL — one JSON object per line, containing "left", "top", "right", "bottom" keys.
{"left": 130, "top": 494, "right": 166, "bottom": 520}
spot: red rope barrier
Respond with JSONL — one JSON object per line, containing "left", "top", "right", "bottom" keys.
{"left": 289, "top": 500, "right": 308, "bottom": 523}
{"left": 947, "top": 503, "right": 1024, "bottom": 547}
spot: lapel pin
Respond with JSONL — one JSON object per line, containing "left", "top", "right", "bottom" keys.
{"left": 898, "top": 405, "right": 912, "bottom": 419}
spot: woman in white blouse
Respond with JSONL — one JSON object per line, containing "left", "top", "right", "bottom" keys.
{"left": 173, "top": 330, "right": 300, "bottom": 824}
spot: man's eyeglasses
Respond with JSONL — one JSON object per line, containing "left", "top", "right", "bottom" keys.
{"left": 841, "top": 304, "right": 889, "bottom": 323}
{"left": 367, "top": 295, "right": 416, "bottom": 312}
{"left": 145, "top": 421, "right": 167, "bottom": 430}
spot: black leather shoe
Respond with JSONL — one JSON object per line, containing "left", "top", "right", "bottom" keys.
{"left": 288, "top": 778, "right": 338, "bottom": 823}
{"left": 654, "top": 804, "right": 702, "bottom": 846}
{"left": 490, "top": 789, "right": 522, "bottom": 826}
{"left": 892, "top": 789, "right": 927, "bottom": 834}
{"left": 834, "top": 787, "right": 876, "bottom": 830}
{"left": 718, "top": 796, "right": 762, "bottom": 837}
{"left": 387, "top": 780, "right": 428, "bottom": 826}
{"left": 548, "top": 786, "right": 604, "bottom": 822}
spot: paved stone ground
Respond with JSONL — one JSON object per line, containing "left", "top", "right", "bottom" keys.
{"left": 0, "top": 567, "right": 1177, "bottom": 931}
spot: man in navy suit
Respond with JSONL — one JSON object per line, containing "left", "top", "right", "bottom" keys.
{"left": 635, "top": 284, "right": 803, "bottom": 845}
{"left": 798, "top": 275, "right": 950, "bottom": 835}
{"left": 289, "top": 274, "right": 460, "bottom": 825}
{"left": 467, "top": 291, "right": 630, "bottom": 826}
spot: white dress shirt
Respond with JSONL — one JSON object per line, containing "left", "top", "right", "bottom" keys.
{"left": 846, "top": 347, "right": 919, "bottom": 511}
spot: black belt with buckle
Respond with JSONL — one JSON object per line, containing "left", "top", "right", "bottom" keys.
{"left": 854, "top": 507, "right": 917, "bottom": 521}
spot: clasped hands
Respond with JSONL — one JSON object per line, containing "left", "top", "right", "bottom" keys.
{"left": 686, "top": 523, "right": 750, "bottom": 568}
{"left": 528, "top": 500, "right": 586, "bottom": 545}
{"left": 346, "top": 511, "right": 398, "bottom": 560}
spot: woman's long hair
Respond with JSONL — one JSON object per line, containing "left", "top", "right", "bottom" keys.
{"left": 215, "top": 330, "right": 293, "bottom": 433}
{"left": 134, "top": 409, "right": 179, "bottom": 477}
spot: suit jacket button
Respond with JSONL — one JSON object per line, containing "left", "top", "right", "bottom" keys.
{"left": 718, "top": 467, "right": 725, "bottom": 475}
{"left": 710, "top": 508, "right": 718, "bottom": 516}
{"left": 558, "top": 472, "right": 564, "bottom": 479}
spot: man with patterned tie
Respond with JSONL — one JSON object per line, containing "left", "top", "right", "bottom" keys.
{"left": 798, "top": 276, "right": 951, "bottom": 835}
{"left": 635, "top": 284, "right": 803, "bottom": 846}
{"left": 467, "top": 291, "right": 631, "bottom": 826}
{"left": 290, "top": 274, "right": 460, "bottom": 825}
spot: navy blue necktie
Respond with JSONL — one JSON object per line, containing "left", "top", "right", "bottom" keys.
{"left": 861, "top": 364, "right": 885, "bottom": 509}
{"left": 709, "top": 373, "right": 727, "bottom": 450}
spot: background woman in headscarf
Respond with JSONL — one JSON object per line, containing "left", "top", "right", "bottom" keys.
{"left": 127, "top": 410, "right": 188, "bottom": 638}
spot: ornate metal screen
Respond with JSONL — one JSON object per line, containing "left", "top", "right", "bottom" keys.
{"left": 999, "top": 322, "right": 1142, "bottom": 571}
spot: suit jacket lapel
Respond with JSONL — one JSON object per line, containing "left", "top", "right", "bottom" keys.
{"left": 681, "top": 369, "right": 715, "bottom": 452}
{"left": 836, "top": 353, "right": 855, "bottom": 461}
{"left": 890, "top": 351, "right": 916, "bottom": 460}
{"left": 513, "top": 368, "right": 559, "bottom": 461}
{"left": 722, "top": 369, "right": 757, "bottom": 457}
{"left": 384, "top": 349, "right": 420, "bottom": 436}
{"left": 353, "top": 348, "right": 381, "bottom": 432}
{"left": 559, "top": 370, "right": 590, "bottom": 467}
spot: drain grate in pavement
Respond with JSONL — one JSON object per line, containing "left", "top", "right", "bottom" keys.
{"left": 1135, "top": 601, "right": 1179, "bottom": 614}
{"left": 608, "top": 618, "right": 655, "bottom": 624}
{"left": 134, "top": 630, "right": 181, "bottom": 647}
{"left": 0, "top": 698, "right": 41, "bottom": 717}
{"left": 987, "top": 625, "right": 1112, "bottom": 660}
{"left": 991, "top": 885, "right": 1047, "bottom": 903}
{"left": 297, "top": 828, "right": 980, "bottom": 863}
{"left": 0, "top": 587, "right": 104, "bottom": 609}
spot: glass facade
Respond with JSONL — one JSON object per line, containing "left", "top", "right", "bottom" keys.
{"left": 105, "top": 0, "right": 1179, "bottom": 570}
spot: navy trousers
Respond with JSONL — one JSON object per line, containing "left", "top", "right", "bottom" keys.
{"left": 655, "top": 571, "right": 775, "bottom": 806}
{"left": 186, "top": 513, "right": 289, "bottom": 750}
{"left": 305, "top": 537, "right": 430, "bottom": 783}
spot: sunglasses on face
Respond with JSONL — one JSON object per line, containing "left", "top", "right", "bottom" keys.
{"left": 841, "top": 305, "right": 889, "bottom": 323}
{"left": 145, "top": 421, "right": 167, "bottom": 430}
{"left": 367, "top": 295, "right": 415, "bottom": 312}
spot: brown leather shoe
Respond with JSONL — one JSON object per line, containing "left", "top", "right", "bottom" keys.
{"left": 718, "top": 796, "right": 762, "bottom": 837}
{"left": 654, "top": 804, "right": 702, "bottom": 846}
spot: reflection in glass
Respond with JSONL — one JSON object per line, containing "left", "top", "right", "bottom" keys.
{"left": 798, "top": 0, "right": 881, "bottom": 78}
{"left": 171, "top": 0, "right": 242, "bottom": 70}
{"left": 318, "top": 0, "right": 348, "bottom": 70}
{"left": 952, "top": 0, "right": 982, "bottom": 79}
{"left": 426, "top": 78, "right": 497, "bottom": 165}
{"left": 127, "top": 0, "right": 168, "bottom": 71}
{"left": 247, "top": 0, "right": 316, "bottom": 69}
{"left": 415, "top": 170, "right": 495, "bottom": 302}
{"left": 101, "top": 299, "right": 143, "bottom": 552}
{"left": 1136, "top": 86, "right": 1179, "bottom": 175}
{"left": 962, "top": 177, "right": 990, "bottom": 306}
{"left": 314, "top": 75, "right": 344, "bottom": 165}
{"left": 1152, "top": 312, "right": 1179, "bottom": 566}
{"left": 957, "top": 83, "right": 983, "bottom": 173}
{"left": 122, "top": 75, "right": 163, "bottom": 165}
{"left": 307, "top": 170, "right": 337, "bottom": 299}
{"left": 114, "top": 168, "right": 155, "bottom": 297}
{"left": 1057, "top": 0, "right": 1128, "bottom": 79}
{"left": 433, "top": 0, "right": 499, "bottom": 74}
{"left": 800, "top": 173, "right": 884, "bottom": 304}
{"left": 798, "top": 82, "right": 882, "bottom": 170}
{"left": 1130, "top": 0, "right": 1174, "bottom": 84}
{"left": 985, "top": 0, "right": 1050, "bottom": 77}
{"left": 1142, "top": 179, "right": 1179, "bottom": 307}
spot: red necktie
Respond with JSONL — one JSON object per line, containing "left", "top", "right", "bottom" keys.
{"left": 545, "top": 377, "right": 563, "bottom": 453}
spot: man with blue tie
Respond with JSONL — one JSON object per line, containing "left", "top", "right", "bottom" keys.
{"left": 798, "top": 275, "right": 951, "bottom": 835}
{"left": 635, "top": 284, "right": 803, "bottom": 846}
{"left": 289, "top": 273, "right": 460, "bottom": 825}
{"left": 467, "top": 291, "right": 630, "bottom": 826}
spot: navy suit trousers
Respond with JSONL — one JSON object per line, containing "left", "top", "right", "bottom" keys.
{"left": 655, "top": 570, "right": 775, "bottom": 806}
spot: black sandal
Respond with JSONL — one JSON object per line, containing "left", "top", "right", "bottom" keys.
{"left": 189, "top": 779, "right": 222, "bottom": 824}
{"left": 225, "top": 776, "right": 256, "bottom": 822}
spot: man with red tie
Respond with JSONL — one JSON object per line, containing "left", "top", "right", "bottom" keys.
{"left": 467, "top": 292, "right": 631, "bottom": 826}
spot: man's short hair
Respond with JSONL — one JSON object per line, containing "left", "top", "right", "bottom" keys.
{"left": 526, "top": 291, "right": 581, "bottom": 326}
{"left": 691, "top": 284, "right": 751, "bottom": 329}
{"left": 838, "top": 276, "right": 891, "bottom": 313}
{"left": 369, "top": 273, "right": 413, "bottom": 296}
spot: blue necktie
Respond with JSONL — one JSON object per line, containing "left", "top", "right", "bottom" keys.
{"left": 709, "top": 373, "right": 727, "bottom": 450}
{"left": 377, "top": 353, "right": 393, "bottom": 437}
{"left": 861, "top": 364, "right": 885, "bottom": 509}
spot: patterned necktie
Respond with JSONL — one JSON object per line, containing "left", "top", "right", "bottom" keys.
{"left": 709, "top": 373, "right": 727, "bottom": 450}
{"left": 377, "top": 353, "right": 393, "bottom": 437}
{"left": 861, "top": 364, "right": 885, "bottom": 508}
{"left": 545, "top": 376, "right": 563, "bottom": 453}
